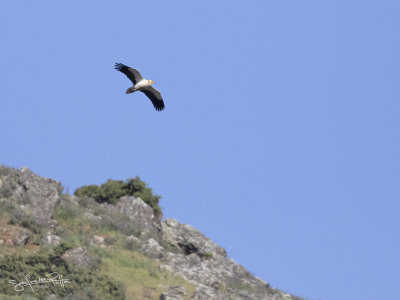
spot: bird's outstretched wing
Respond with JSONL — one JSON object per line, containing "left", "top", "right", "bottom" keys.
{"left": 141, "top": 86, "right": 165, "bottom": 111}
{"left": 114, "top": 63, "right": 143, "bottom": 84}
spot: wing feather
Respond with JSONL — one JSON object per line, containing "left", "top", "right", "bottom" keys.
{"left": 114, "top": 63, "right": 143, "bottom": 84}
{"left": 141, "top": 86, "right": 165, "bottom": 111}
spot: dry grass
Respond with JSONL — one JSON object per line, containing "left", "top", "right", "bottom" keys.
{"left": 98, "top": 248, "right": 195, "bottom": 300}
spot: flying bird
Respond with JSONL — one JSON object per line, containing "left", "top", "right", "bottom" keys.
{"left": 114, "top": 63, "right": 165, "bottom": 111}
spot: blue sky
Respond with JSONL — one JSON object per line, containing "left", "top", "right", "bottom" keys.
{"left": 1, "top": 1, "right": 399, "bottom": 299}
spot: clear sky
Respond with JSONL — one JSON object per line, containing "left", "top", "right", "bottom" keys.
{"left": 1, "top": 1, "right": 399, "bottom": 299}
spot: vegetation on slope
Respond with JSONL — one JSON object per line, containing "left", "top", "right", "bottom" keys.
{"left": 0, "top": 245, "right": 125, "bottom": 300}
{"left": 0, "top": 186, "right": 194, "bottom": 300}
{"left": 74, "top": 177, "right": 162, "bottom": 217}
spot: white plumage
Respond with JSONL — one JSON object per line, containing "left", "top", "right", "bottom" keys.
{"left": 115, "top": 63, "right": 165, "bottom": 111}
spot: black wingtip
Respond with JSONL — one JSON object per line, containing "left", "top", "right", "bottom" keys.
{"left": 114, "top": 62, "right": 125, "bottom": 71}
{"left": 114, "top": 63, "right": 119, "bottom": 70}
{"left": 154, "top": 105, "right": 165, "bottom": 111}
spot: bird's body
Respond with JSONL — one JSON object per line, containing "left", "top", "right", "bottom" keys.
{"left": 129, "top": 79, "right": 154, "bottom": 92}
{"left": 115, "top": 63, "right": 165, "bottom": 111}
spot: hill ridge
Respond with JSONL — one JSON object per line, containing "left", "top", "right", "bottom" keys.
{"left": 0, "top": 166, "right": 302, "bottom": 300}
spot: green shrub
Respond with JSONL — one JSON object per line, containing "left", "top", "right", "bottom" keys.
{"left": 73, "top": 184, "right": 101, "bottom": 201}
{"left": 124, "top": 239, "right": 140, "bottom": 252}
{"left": 97, "top": 180, "right": 126, "bottom": 205}
{"left": 7, "top": 211, "right": 42, "bottom": 234}
{"left": 199, "top": 252, "right": 213, "bottom": 259}
{"left": 0, "top": 251, "right": 125, "bottom": 300}
{"left": 104, "top": 236, "right": 116, "bottom": 246}
{"left": 55, "top": 196, "right": 82, "bottom": 221}
{"left": 74, "top": 177, "right": 162, "bottom": 216}
{"left": 0, "top": 165, "right": 11, "bottom": 177}
{"left": 53, "top": 241, "right": 74, "bottom": 256}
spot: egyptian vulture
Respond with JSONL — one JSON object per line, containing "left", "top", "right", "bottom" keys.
{"left": 114, "top": 63, "right": 165, "bottom": 111}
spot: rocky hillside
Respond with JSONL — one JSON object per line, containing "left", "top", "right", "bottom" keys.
{"left": 0, "top": 166, "right": 302, "bottom": 300}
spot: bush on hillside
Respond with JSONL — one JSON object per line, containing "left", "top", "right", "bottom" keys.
{"left": 0, "top": 251, "right": 125, "bottom": 300}
{"left": 74, "top": 177, "right": 162, "bottom": 217}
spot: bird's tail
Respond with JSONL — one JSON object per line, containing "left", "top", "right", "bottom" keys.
{"left": 126, "top": 87, "right": 136, "bottom": 94}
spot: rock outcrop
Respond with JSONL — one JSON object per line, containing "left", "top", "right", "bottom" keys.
{"left": 12, "top": 230, "right": 30, "bottom": 246}
{"left": 159, "top": 218, "right": 291, "bottom": 300}
{"left": 61, "top": 247, "right": 93, "bottom": 269}
{"left": 114, "top": 196, "right": 161, "bottom": 235}
{"left": 162, "top": 218, "right": 227, "bottom": 258}
{"left": 160, "top": 285, "right": 187, "bottom": 300}
{"left": 43, "top": 231, "right": 61, "bottom": 246}
{"left": 0, "top": 167, "right": 62, "bottom": 227}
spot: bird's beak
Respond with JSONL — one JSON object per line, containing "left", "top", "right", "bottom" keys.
{"left": 152, "top": 80, "right": 155, "bottom": 84}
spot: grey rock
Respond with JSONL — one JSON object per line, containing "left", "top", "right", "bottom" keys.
{"left": 44, "top": 231, "right": 61, "bottom": 246}
{"left": 191, "top": 285, "right": 228, "bottom": 300}
{"left": 159, "top": 242, "right": 294, "bottom": 300}
{"left": 92, "top": 235, "right": 105, "bottom": 244}
{"left": 13, "top": 231, "right": 30, "bottom": 246}
{"left": 161, "top": 218, "right": 226, "bottom": 258}
{"left": 169, "top": 285, "right": 187, "bottom": 296}
{"left": 126, "top": 235, "right": 141, "bottom": 244}
{"left": 84, "top": 211, "right": 102, "bottom": 221}
{"left": 125, "top": 235, "right": 141, "bottom": 251}
{"left": 161, "top": 225, "right": 266, "bottom": 299}
{"left": 0, "top": 167, "right": 62, "bottom": 227}
{"left": 160, "top": 285, "right": 187, "bottom": 300}
{"left": 141, "top": 238, "right": 164, "bottom": 258}
{"left": 61, "top": 247, "right": 92, "bottom": 268}
{"left": 91, "top": 235, "right": 108, "bottom": 248}
{"left": 114, "top": 196, "right": 161, "bottom": 235}
{"left": 77, "top": 195, "right": 159, "bottom": 238}
{"left": 160, "top": 294, "right": 182, "bottom": 300}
